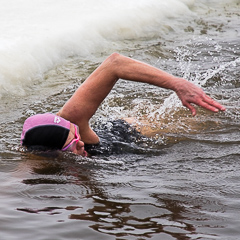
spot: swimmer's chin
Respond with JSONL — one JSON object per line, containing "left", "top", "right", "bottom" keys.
{"left": 76, "top": 150, "right": 88, "bottom": 157}
{"left": 83, "top": 150, "right": 88, "bottom": 157}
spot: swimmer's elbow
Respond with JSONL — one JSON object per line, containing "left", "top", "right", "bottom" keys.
{"left": 106, "top": 53, "right": 122, "bottom": 67}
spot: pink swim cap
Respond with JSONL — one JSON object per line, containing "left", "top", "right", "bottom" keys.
{"left": 21, "top": 113, "right": 71, "bottom": 150}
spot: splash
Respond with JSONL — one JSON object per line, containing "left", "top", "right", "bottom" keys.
{"left": 151, "top": 38, "right": 239, "bottom": 119}
{"left": 0, "top": 0, "right": 194, "bottom": 96}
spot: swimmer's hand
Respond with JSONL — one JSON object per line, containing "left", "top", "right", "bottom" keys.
{"left": 174, "top": 78, "right": 226, "bottom": 116}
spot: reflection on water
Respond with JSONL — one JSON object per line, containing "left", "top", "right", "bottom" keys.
{"left": 12, "top": 155, "right": 198, "bottom": 239}
{"left": 3, "top": 139, "right": 239, "bottom": 240}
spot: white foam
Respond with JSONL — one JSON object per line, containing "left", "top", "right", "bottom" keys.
{"left": 0, "top": 0, "right": 194, "bottom": 96}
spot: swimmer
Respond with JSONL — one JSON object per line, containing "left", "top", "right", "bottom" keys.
{"left": 21, "top": 53, "right": 226, "bottom": 156}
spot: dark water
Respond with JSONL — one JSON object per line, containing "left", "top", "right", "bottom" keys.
{"left": 0, "top": 1, "right": 240, "bottom": 239}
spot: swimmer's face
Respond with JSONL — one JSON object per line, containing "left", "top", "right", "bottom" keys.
{"left": 62, "top": 123, "right": 87, "bottom": 157}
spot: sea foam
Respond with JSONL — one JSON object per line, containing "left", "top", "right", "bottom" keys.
{"left": 0, "top": 0, "right": 194, "bottom": 96}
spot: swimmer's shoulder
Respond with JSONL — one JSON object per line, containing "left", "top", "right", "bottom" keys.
{"left": 123, "top": 117, "right": 160, "bottom": 138}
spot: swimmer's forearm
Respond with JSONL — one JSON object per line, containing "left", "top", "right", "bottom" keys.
{"left": 109, "top": 53, "right": 225, "bottom": 115}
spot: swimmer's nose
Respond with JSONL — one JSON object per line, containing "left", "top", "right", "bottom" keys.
{"left": 77, "top": 140, "right": 84, "bottom": 149}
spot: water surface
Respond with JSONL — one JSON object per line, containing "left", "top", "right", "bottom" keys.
{"left": 0, "top": 0, "right": 239, "bottom": 239}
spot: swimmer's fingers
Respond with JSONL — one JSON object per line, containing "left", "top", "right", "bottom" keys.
{"left": 202, "top": 94, "right": 226, "bottom": 112}
{"left": 183, "top": 102, "right": 197, "bottom": 116}
{"left": 184, "top": 94, "right": 226, "bottom": 116}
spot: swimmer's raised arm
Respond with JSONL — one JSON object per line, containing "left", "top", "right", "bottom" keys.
{"left": 58, "top": 53, "right": 225, "bottom": 143}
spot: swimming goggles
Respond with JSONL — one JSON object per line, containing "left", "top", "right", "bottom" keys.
{"left": 61, "top": 124, "right": 80, "bottom": 152}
